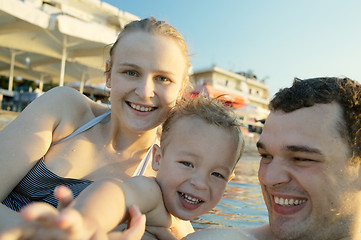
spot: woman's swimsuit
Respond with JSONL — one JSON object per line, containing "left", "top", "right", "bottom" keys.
{"left": 2, "top": 112, "right": 154, "bottom": 211}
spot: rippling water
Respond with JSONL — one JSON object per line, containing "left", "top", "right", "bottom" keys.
{"left": 191, "top": 149, "right": 269, "bottom": 230}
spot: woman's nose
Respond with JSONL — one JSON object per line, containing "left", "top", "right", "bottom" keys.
{"left": 135, "top": 76, "right": 155, "bottom": 98}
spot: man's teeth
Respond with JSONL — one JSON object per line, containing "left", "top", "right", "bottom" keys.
{"left": 274, "top": 196, "right": 306, "bottom": 206}
{"left": 180, "top": 193, "right": 202, "bottom": 204}
{"left": 130, "top": 103, "right": 153, "bottom": 112}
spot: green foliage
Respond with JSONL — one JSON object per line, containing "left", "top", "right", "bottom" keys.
{"left": 0, "top": 75, "right": 57, "bottom": 92}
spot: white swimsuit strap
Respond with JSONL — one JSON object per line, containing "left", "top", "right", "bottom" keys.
{"left": 132, "top": 133, "right": 160, "bottom": 177}
{"left": 52, "top": 111, "right": 111, "bottom": 146}
{"left": 132, "top": 144, "right": 154, "bottom": 177}
{"left": 51, "top": 110, "right": 153, "bottom": 177}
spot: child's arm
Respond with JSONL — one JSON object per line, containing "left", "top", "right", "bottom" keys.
{"left": 0, "top": 204, "right": 146, "bottom": 240}
{"left": 68, "top": 176, "right": 163, "bottom": 235}
{"left": 0, "top": 177, "right": 161, "bottom": 240}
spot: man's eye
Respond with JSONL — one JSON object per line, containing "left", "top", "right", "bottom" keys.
{"left": 260, "top": 154, "right": 272, "bottom": 164}
{"left": 155, "top": 76, "right": 171, "bottom": 83}
{"left": 294, "top": 157, "right": 315, "bottom": 162}
{"left": 211, "top": 172, "right": 225, "bottom": 179}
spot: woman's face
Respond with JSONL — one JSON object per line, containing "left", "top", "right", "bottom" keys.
{"left": 107, "top": 31, "right": 187, "bottom": 132}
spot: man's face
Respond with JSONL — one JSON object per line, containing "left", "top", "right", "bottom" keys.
{"left": 257, "top": 102, "right": 361, "bottom": 240}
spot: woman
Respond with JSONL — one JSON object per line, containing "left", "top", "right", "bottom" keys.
{"left": 0, "top": 17, "right": 192, "bottom": 239}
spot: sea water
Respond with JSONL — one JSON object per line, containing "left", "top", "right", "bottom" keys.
{"left": 191, "top": 149, "right": 268, "bottom": 230}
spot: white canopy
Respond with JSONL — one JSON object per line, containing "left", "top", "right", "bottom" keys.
{"left": 0, "top": 0, "right": 139, "bottom": 91}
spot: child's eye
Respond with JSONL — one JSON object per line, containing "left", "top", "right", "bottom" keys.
{"left": 211, "top": 172, "right": 225, "bottom": 179}
{"left": 123, "top": 70, "right": 139, "bottom": 77}
{"left": 154, "top": 76, "right": 171, "bottom": 83}
{"left": 180, "top": 161, "right": 193, "bottom": 168}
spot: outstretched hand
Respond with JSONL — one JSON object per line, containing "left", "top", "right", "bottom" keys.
{"left": 0, "top": 186, "right": 73, "bottom": 240}
{"left": 0, "top": 186, "right": 146, "bottom": 240}
{"left": 55, "top": 186, "right": 147, "bottom": 239}
{"left": 108, "top": 205, "right": 146, "bottom": 240}
{"left": 144, "top": 219, "right": 194, "bottom": 240}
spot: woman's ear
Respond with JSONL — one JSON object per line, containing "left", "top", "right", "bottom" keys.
{"left": 228, "top": 170, "right": 235, "bottom": 182}
{"left": 105, "top": 59, "right": 112, "bottom": 88}
{"left": 152, "top": 144, "right": 162, "bottom": 171}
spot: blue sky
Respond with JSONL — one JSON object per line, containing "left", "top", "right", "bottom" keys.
{"left": 103, "top": 0, "right": 361, "bottom": 96}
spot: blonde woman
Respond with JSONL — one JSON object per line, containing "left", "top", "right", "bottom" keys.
{"left": 0, "top": 17, "right": 193, "bottom": 239}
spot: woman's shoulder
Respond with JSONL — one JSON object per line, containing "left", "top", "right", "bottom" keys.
{"left": 39, "top": 87, "right": 90, "bottom": 106}
{"left": 23, "top": 87, "right": 108, "bottom": 139}
{"left": 35, "top": 87, "right": 106, "bottom": 117}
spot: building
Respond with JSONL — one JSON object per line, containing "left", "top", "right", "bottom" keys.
{"left": 190, "top": 65, "right": 270, "bottom": 134}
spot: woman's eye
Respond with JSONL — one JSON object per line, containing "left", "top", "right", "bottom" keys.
{"left": 211, "top": 172, "right": 225, "bottom": 179}
{"left": 154, "top": 76, "right": 171, "bottom": 83}
{"left": 180, "top": 161, "right": 193, "bottom": 167}
{"left": 123, "top": 70, "right": 138, "bottom": 77}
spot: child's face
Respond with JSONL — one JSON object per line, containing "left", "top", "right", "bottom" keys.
{"left": 152, "top": 116, "right": 239, "bottom": 220}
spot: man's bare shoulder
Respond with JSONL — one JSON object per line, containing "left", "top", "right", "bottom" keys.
{"left": 182, "top": 225, "right": 273, "bottom": 240}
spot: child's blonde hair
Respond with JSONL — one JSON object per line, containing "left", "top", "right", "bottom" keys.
{"left": 161, "top": 96, "right": 245, "bottom": 165}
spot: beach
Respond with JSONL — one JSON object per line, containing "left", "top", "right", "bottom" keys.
{"left": 0, "top": 110, "right": 19, "bottom": 131}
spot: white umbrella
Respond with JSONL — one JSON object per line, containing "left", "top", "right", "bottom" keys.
{"left": 0, "top": 0, "right": 139, "bottom": 91}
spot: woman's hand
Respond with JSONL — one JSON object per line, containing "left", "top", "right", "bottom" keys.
{"left": 144, "top": 220, "right": 194, "bottom": 240}
{"left": 108, "top": 205, "right": 146, "bottom": 240}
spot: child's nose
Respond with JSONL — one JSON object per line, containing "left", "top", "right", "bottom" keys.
{"left": 190, "top": 174, "right": 208, "bottom": 190}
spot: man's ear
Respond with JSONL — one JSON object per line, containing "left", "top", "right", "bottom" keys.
{"left": 152, "top": 144, "right": 162, "bottom": 171}
{"left": 105, "top": 59, "right": 111, "bottom": 88}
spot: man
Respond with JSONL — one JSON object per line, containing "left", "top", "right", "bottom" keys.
{"left": 183, "top": 77, "right": 361, "bottom": 240}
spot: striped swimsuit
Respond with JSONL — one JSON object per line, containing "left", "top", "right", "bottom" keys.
{"left": 2, "top": 112, "right": 154, "bottom": 211}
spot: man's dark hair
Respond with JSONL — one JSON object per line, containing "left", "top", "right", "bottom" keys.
{"left": 270, "top": 77, "right": 361, "bottom": 163}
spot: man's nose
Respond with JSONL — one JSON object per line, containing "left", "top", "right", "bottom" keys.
{"left": 258, "top": 157, "right": 291, "bottom": 187}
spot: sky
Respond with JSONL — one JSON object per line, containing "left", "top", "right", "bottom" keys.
{"left": 103, "top": 0, "right": 361, "bottom": 96}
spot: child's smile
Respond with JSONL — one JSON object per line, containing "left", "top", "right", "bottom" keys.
{"left": 178, "top": 192, "right": 205, "bottom": 210}
{"left": 153, "top": 115, "right": 239, "bottom": 220}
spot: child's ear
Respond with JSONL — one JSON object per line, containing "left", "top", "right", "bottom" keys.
{"left": 152, "top": 144, "right": 162, "bottom": 171}
{"left": 228, "top": 170, "right": 235, "bottom": 182}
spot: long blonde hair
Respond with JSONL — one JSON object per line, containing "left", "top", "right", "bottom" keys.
{"left": 108, "top": 17, "right": 191, "bottom": 93}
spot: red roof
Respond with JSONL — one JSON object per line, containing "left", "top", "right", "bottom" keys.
{"left": 186, "top": 83, "right": 248, "bottom": 109}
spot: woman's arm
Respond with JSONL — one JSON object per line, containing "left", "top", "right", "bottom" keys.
{"left": 0, "top": 87, "right": 92, "bottom": 231}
